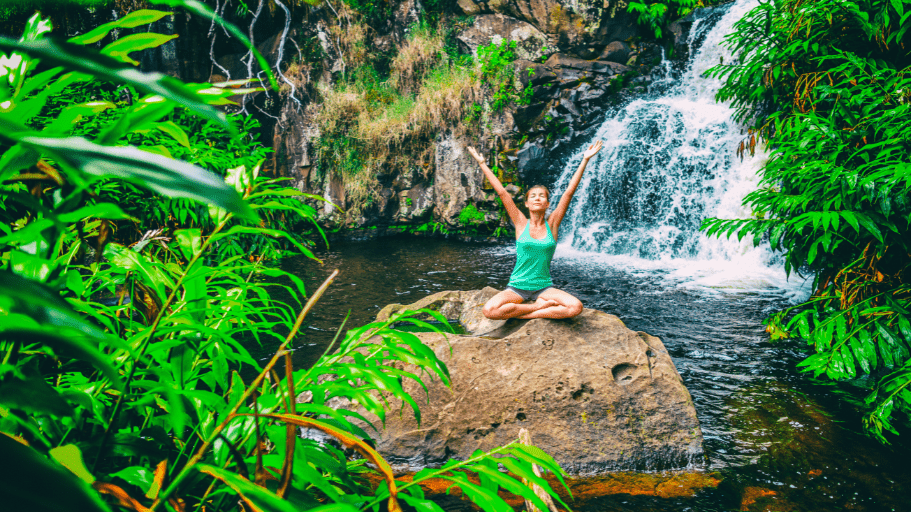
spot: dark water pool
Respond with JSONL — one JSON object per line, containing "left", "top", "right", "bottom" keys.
{"left": 280, "top": 236, "right": 911, "bottom": 512}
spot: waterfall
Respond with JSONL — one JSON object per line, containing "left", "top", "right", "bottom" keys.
{"left": 552, "top": 0, "right": 806, "bottom": 295}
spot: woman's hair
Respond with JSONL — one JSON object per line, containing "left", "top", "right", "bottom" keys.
{"left": 526, "top": 185, "right": 550, "bottom": 201}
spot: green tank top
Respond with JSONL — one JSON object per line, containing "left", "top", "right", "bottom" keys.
{"left": 508, "top": 221, "right": 556, "bottom": 291}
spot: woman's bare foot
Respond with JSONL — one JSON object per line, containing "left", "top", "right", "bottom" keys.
{"left": 516, "top": 298, "right": 558, "bottom": 319}
{"left": 536, "top": 297, "right": 558, "bottom": 309}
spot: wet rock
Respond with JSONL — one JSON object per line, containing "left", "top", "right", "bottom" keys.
{"left": 599, "top": 40, "right": 632, "bottom": 63}
{"left": 368, "top": 288, "right": 705, "bottom": 474}
{"left": 545, "top": 53, "right": 629, "bottom": 77}
{"left": 517, "top": 142, "right": 549, "bottom": 180}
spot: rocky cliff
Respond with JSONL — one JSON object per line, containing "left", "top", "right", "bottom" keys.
{"left": 262, "top": 0, "right": 677, "bottom": 231}
{"left": 3, "top": 0, "right": 695, "bottom": 232}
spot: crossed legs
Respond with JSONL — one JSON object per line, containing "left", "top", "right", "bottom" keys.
{"left": 482, "top": 288, "right": 583, "bottom": 320}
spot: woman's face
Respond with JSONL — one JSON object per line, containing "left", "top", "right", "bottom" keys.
{"left": 525, "top": 188, "right": 550, "bottom": 212}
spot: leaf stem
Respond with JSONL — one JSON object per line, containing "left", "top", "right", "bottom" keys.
{"left": 361, "top": 441, "right": 519, "bottom": 510}
{"left": 92, "top": 214, "right": 233, "bottom": 471}
{"left": 148, "top": 268, "right": 339, "bottom": 512}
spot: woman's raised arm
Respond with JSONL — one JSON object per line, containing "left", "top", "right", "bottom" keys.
{"left": 466, "top": 146, "right": 526, "bottom": 228}
{"left": 548, "top": 140, "right": 602, "bottom": 238}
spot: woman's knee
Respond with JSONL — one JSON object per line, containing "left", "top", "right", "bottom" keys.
{"left": 566, "top": 298, "right": 583, "bottom": 317}
{"left": 482, "top": 301, "right": 501, "bottom": 319}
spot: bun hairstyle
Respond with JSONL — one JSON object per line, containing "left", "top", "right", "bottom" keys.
{"left": 526, "top": 185, "right": 551, "bottom": 201}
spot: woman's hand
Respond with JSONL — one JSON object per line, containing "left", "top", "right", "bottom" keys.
{"left": 582, "top": 140, "right": 603, "bottom": 161}
{"left": 466, "top": 146, "right": 485, "bottom": 164}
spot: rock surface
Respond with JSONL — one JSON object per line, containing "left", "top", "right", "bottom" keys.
{"left": 371, "top": 288, "right": 705, "bottom": 474}
{"left": 432, "top": 133, "right": 488, "bottom": 225}
{"left": 455, "top": 0, "right": 638, "bottom": 51}
{"left": 456, "top": 14, "right": 550, "bottom": 61}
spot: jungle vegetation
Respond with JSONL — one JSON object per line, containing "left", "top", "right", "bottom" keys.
{"left": 703, "top": 0, "right": 911, "bottom": 442}
{"left": 0, "top": 3, "right": 568, "bottom": 512}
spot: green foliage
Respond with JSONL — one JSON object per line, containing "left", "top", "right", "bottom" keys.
{"left": 458, "top": 203, "right": 486, "bottom": 227}
{"left": 315, "top": 132, "right": 366, "bottom": 178}
{"left": 0, "top": 7, "right": 568, "bottom": 512}
{"left": 702, "top": 0, "right": 911, "bottom": 442}
{"left": 298, "top": 34, "right": 327, "bottom": 75}
{"left": 411, "top": 220, "right": 450, "bottom": 235}
{"left": 341, "top": 0, "right": 391, "bottom": 21}
{"left": 477, "top": 39, "right": 530, "bottom": 111}
{"left": 627, "top": 0, "right": 698, "bottom": 39}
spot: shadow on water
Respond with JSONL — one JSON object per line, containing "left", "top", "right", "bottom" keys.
{"left": 280, "top": 236, "right": 911, "bottom": 512}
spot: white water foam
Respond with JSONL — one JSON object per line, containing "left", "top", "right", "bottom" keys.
{"left": 550, "top": 0, "right": 809, "bottom": 300}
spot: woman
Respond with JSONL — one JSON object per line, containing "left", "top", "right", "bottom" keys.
{"left": 466, "top": 140, "right": 603, "bottom": 320}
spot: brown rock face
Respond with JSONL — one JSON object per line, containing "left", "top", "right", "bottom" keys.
{"left": 371, "top": 288, "right": 704, "bottom": 474}
{"left": 455, "top": 0, "right": 638, "bottom": 50}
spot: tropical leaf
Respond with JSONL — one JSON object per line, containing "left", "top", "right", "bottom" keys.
{"left": 101, "top": 33, "right": 179, "bottom": 65}
{"left": 0, "top": 37, "right": 227, "bottom": 126}
{"left": 0, "top": 130, "right": 258, "bottom": 222}
{"left": 0, "top": 327, "right": 124, "bottom": 390}
{"left": 197, "top": 464, "right": 301, "bottom": 512}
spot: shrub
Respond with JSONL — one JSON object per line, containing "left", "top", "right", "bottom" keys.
{"left": 627, "top": 0, "right": 699, "bottom": 39}
{"left": 477, "top": 39, "right": 530, "bottom": 112}
{"left": 459, "top": 203, "right": 486, "bottom": 226}
{"left": 702, "top": 0, "right": 911, "bottom": 442}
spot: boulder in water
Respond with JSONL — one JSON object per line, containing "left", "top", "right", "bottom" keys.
{"left": 370, "top": 288, "right": 704, "bottom": 474}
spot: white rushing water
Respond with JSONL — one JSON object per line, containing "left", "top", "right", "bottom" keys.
{"left": 551, "top": 0, "right": 809, "bottom": 298}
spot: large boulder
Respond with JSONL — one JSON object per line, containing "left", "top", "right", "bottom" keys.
{"left": 370, "top": 288, "right": 705, "bottom": 474}
{"left": 455, "top": 0, "right": 639, "bottom": 53}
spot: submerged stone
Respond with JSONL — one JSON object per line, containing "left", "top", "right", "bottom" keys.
{"left": 370, "top": 288, "right": 705, "bottom": 474}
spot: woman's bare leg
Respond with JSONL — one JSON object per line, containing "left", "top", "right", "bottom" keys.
{"left": 516, "top": 288, "right": 583, "bottom": 319}
{"left": 483, "top": 289, "right": 556, "bottom": 320}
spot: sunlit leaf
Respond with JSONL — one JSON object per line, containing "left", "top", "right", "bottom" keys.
{"left": 68, "top": 10, "right": 173, "bottom": 45}
{"left": 49, "top": 444, "right": 95, "bottom": 484}
{"left": 101, "top": 33, "right": 179, "bottom": 65}
{"left": 197, "top": 464, "right": 299, "bottom": 512}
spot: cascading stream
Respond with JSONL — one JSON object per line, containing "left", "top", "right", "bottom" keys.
{"left": 551, "top": 0, "right": 795, "bottom": 293}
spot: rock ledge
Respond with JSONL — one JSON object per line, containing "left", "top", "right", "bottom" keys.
{"left": 371, "top": 288, "right": 704, "bottom": 474}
